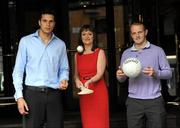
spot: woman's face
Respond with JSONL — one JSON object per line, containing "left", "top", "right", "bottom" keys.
{"left": 81, "top": 29, "right": 94, "bottom": 45}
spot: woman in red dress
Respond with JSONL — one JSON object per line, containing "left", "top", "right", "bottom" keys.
{"left": 74, "top": 25, "right": 109, "bottom": 128}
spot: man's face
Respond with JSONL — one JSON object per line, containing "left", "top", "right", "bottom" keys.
{"left": 38, "top": 14, "right": 55, "bottom": 34}
{"left": 130, "top": 24, "right": 147, "bottom": 45}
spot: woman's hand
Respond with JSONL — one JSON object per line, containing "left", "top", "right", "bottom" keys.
{"left": 84, "top": 79, "right": 92, "bottom": 88}
{"left": 75, "top": 79, "right": 83, "bottom": 89}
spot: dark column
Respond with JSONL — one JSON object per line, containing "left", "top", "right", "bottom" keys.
{"left": 0, "top": 0, "right": 14, "bottom": 96}
{"left": 174, "top": 3, "right": 180, "bottom": 99}
{"left": 175, "top": 11, "right": 180, "bottom": 126}
{"left": 16, "top": 0, "right": 26, "bottom": 41}
{"left": 55, "top": 1, "right": 70, "bottom": 45}
{"left": 105, "top": 0, "right": 117, "bottom": 109}
{"left": 123, "top": 0, "right": 133, "bottom": 47}
{"left": 55, "top": 0, "right": 73, "bottom": 110}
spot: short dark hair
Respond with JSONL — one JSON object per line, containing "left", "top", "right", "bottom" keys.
{"left": 39, "top": 7, "right": 56, "bottom": 21}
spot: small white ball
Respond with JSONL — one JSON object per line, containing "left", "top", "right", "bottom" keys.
{"left": 122, "top": 57, "right": 141, "bottom": 78}
{"left": 77, "top": 45, "right": 84, "bottom": 53}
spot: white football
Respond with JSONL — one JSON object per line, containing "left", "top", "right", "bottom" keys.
{"left": 122, "top": 57, "right": 141, "bottom": 78}
{"left": 76, "top": 45, "right": 84, "bottom": 53}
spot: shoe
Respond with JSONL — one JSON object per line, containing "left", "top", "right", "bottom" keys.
{"left": 77, "top": 86, "right": 94, "bottom": 95}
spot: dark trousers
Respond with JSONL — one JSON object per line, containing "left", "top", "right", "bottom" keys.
{"left": 24, "top": 86, "right": 63, "bottom": 128}
{"left": 126, "top": 96, "right": 166, "bottom": 128}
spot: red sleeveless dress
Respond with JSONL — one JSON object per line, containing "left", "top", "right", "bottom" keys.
{"left": 76, "top": 48, "right": 109, "bottom": 128}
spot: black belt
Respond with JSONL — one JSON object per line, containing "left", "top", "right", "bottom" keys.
{"left": 25, "top": 86, "right": 59, "bottom": 93}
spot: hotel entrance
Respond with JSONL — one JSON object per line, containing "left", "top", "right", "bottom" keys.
{"left": 67, "top": 2, "right": 125, "bottom": 110}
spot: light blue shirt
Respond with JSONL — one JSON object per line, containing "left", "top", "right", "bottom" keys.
{"left": 12, "top": 30, "right": 69, "bottom": 100}
{"left": 118, "top": 41, "right": 172, "bottom": 99}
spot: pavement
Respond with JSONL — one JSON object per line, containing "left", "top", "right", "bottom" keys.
{"left": 0, "top": 104, "right": 179, "bottom": 128}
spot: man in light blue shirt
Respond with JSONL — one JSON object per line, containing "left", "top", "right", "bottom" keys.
{"left": 116, "top": 21, "right": 172, "bottom": 128}
{"left": 12, "top": 8, "right": 69, "bottom": 128}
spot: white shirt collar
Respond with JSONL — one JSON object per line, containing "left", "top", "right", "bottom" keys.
{"left": 131, "top": 41, "right": 150, "bottom": 51}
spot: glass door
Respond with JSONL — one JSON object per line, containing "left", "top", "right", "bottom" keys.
{"left": 68, "top": 4, "right": 125, "bottom": 109}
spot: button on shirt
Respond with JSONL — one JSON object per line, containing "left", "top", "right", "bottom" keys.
{"left": 118, "top": 41, "right": 172, "bottom": 99}
{"left": 12, "top": 30, "right": 69, "bottom": 100}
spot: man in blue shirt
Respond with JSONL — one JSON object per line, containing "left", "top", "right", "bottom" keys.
{"left": 12, "top": 8, "right": 69, "bottom": 128}
{"left": 116, "top": 21, "right": 172, "bottom": 128}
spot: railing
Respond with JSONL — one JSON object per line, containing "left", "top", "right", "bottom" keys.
{"left": 0, "top": 96, "right": 16, "bottom": 107}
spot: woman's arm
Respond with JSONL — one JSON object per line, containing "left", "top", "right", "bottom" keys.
{"left": 85, "top": 49, "right": 106, "bottom": 86}
{"left": 74, "top": 53, "right": 83, "bottom": 88}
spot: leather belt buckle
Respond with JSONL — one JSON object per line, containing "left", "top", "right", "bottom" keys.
{"left": 39, "top": 87, "right": 47, "bottom": 92}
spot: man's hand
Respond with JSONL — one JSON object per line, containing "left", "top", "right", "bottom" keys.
{"left": 17, "top": 97, "right": 29, "bottom": 115}
{"left": 59, "top": 80, "right": 68, "bottom": 90}
{"left": 142, "top": 66, "right": 156, "bottom": 77}
{"left": 116, "top": 67, "right": 126, "bottom": 78}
